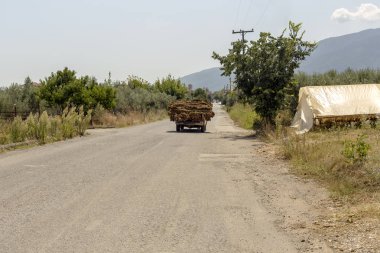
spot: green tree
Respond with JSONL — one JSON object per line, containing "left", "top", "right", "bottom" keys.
{"left": 154, "top": 75, "right": 188, "bottom": 99}
{"left": 213, "top": 21, "right": 316, "bottom": 122}
{"left": 22, "top": 77, "right": 40, "bottom": 113}
{"left": 114, "top": 84, "right": 174, "bottom": 113}
{"left": 89, "top": 82, "right": 116, "bottom": 110}
{"left": 39, "top": 67, "right": 116, "bottom": 112}
{"left": 193, "top": 88, "right": 208, "bottom": 100}
{"left": 0, "top": 83, "right": 30, "bottom": 112}
{"left": 39, "top": 67, "right": 77, "bottom": 111}
{"left": 127, "top": 75, "right": 152, "bottom": 90}
{"left": 212, "top": 90, "right": 225, "bottom": 103}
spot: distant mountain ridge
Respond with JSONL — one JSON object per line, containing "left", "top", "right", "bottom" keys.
{"left": 299, "top": 28, "right": 380, "bottom": 73}
{"left": 180, "top": 68, "right": 230, "bottom": 92}
{"left": 181, "top": 28, "right": 380, "bottom": 91}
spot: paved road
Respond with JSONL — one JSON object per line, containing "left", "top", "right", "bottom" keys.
{"left": 0, "top": 105, "right": 313, "bottom": 252}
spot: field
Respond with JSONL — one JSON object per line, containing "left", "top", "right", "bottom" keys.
{"left": 227, "top": 103, "right": 380, "bottom": 218}
{"left": 279, "top": 125, "right": 380, "bottom": 214}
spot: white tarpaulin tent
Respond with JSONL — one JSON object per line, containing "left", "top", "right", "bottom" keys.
{"left": 291, "top": 84, "right": 380, "bottom": 134}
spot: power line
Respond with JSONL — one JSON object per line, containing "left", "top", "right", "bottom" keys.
{"left": 233, "top": 0, "right": 243, "bottom": 30}
{"left": 255, "top": 0, "right": 272, "bottom": 29}
{"left": 243, "top": 0, "right": 254, "bottom": 27}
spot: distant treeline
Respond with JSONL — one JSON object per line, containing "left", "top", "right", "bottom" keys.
{"left": 0, "top": 67, "right": 212, "bottom": 117}
{"left": 295, "top": 68, "right": 380, "bottom": 87}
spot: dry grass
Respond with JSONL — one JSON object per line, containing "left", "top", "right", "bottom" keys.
{"left": 0, "top": 107, "right": 91, "bottom": 146}
{"left": 92, "top": 110, "right": 168, "bottom": 128}
{"left": 225, "top": 105, "right": 380, "bottom": 208}
{"left": 0, "top": 120, "right": 10, "bottom": 145}
{"left": 276, "top": 125, "right": 380, "bottom": 218}
{"left": 347, "top": 200, "right": 380, "bottom": 219}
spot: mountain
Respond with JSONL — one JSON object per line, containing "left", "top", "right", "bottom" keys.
{"left": 181, "top": 28, "right": 380, "bottom": 91}
{"left": 180, "top": 67, "right": 230, "bottom": 92}
{"left": 299, "top": 28, "right": 380, "bottom": 73}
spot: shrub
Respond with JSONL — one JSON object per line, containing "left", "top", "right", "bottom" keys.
{"left": 279, "top": 128, "right": 380, "bottom": 199}
{"left": 10, "top": 116, "right": 26, "bottom": 143}
{"left": 154, "top": 75, "right": 188, "bottom": 99}
{"left": 0, "top": 120, "right": 9, "bottom": 144}
{"left": 342, "top": 134, "right": 370, "bottom": 164}
{"left": 115, "top": 85, "right": 174, "bottom": 113}
{"left": 1, "top": 106, "right": 94, "bottom": 146}
{"left": 228, "top": 103, "right": 261, "bottom": 130}
{"left": 92, "top": 104, "right": 106, "bottom": 125}
{"left": 50, "top": 115, "right": 62, "bottom": 140}
{"left": 37, "top": 111, "right": 49, "bottom": 144}
{"left": 25, "top": 111, "right": 52, "bottom": 143}
{"left": 26, "top": 113, "right": 38, "bottom": 139}
{"left": 224, "top": 92, "right": 238, "bottom": 107}
{"left": 275, "top": 109, "right": 294, "bottom": 138}
{"left": 76, "top": 106, "right": 92, "bottom": 136}
{"left": 61, "top": 107, "right": 78, "bottom": 139}
{"left": 0, "top": 134, "right": 7, "bottom": 145}
{"left": 275, "top": 110, "right": 293, "bottom": 127}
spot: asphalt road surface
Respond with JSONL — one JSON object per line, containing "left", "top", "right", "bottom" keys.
{"left": 0, "top": 104, "right": 331, "bottom": 252}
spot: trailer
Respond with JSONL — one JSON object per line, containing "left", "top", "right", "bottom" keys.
{"left": 175, "top": 118, "right": 207, "bottom": 132}
{"left": 168, "top": 100, "right": 214, "bottom": 133}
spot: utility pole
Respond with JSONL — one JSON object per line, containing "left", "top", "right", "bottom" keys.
{"left": 232, "top": 29, "right": 254, "bottom": 54}
{"left": 232, "top": 29, "right": 254, "bottom": 95}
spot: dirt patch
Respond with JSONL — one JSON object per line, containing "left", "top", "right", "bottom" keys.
{"left": 251, "top": 142, "right": 380, "bottom": 253}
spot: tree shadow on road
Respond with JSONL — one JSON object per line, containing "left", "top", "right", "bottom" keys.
{"left": 219, "top": 133, "right": 258, "bottom": 141}
{"left": 166, "top": 130, "right": 211, "bottom": 134}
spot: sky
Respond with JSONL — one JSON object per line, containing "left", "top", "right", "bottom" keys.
{"left": 1, "top": 0, "right": 380, "bottom": 86}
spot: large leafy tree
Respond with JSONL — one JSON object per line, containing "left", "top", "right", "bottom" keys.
{"left": 39, "top": 67, "right": 77, "bottom": 110}
{"left": 154, "top": 75, "right": 188, "bottom": 99}
{"left": 90, "top": 82, "right": 116, "bottom": 110}
{"left": 193, "top": 88, "right": 209, "bottom": 101}
{"left": 213, "top": 22, "right": 316, "bottom": 122}
{"left": 39, "top": 67, "right": 116, "bottom": 112}
{"left": 127, "top": 75, "right": 152, "bottom": 90}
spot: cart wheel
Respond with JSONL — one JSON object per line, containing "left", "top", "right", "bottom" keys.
{"left": 176, "top": 125, "right": 180, "bottom": 132}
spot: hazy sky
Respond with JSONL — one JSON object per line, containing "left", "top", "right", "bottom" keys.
{"left": 2, "top": 0, "right": 380, "bottom": 86}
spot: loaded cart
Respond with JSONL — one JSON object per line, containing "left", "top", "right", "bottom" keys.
{"left": 168, "top": 100, "right": 215, "bottom": 132}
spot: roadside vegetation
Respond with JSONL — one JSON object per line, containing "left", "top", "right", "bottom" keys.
{"left": 1, "top": 68, "right": 211, "bottom": 148}
{"left": 213, "top": 21, "right": 316, "bottom": 123}
{"left": 280, "top": 126, "right": 380, "bottom": 200}
{"left": 0, "top": 107, "right": 91, "bottom": 146}
{"left": 213, "top": 21, "right": 380, "bottom": 218}
{"left": 216, "top": 72, "right": 380, "bottom": 208}
{"left": 227, "top": 103, "right": 261, "bottom": 130}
